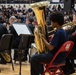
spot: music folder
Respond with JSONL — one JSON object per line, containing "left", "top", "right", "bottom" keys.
{"left": 13, "top": 23, "right": 33, "bottom": 36}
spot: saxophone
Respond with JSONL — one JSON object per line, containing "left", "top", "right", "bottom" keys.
{"left": 30, "top": 1, "right": 50, "bottom": 54}
{"left": 1, "top": 53, "right": 11, "bottom": 62}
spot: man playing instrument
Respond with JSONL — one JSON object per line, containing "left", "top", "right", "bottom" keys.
{"left": 0, "top": 24, "right": 8, "bottom": 64}
{"left": 30, "top": 11, "right": 68, "bottom": 75}
{"left": 62, "top": 26, "right": 76, "bottom": 75}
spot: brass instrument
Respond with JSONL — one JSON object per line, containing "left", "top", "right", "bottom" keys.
{"left": 48, "top": 22, "right": 75, "bottom": 38}
{"left": 0, "top": 53, "right": 11, "bottom": 62}
{"left": 30, "top": 1, "right": 50, "bottom": 53}
{"left": 62, "top": 22, "right": 74, "bottom": 28}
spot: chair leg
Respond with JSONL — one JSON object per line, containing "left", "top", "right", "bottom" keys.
{"left": 11, "top": 50, "right": 14, "bottom": 70}
{"left": 60, "top": 68, "right": 65, "bottom": 75}
{"left": 42, "top": 69, "right": 52, "bottom": 75}
{"left": 58, "top": 68, "right": 65, "bottom": 75}
{"left": 11, "top": 56, "right": 14, "bottom": 70}
{"left": 0, "top": 69, "right": 1, "bottom": 73}
{"left": 19, "top": 49, "right": 22, "bottom": 75}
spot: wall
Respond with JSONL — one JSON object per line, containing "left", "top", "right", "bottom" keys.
{"left": 0, "top": 3, "right": 64, "bottom": 9}
{"left": 0, "top": 3, "right": 76, "bottom": 10}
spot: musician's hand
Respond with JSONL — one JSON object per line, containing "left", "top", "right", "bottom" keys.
{"left": 34, "top": 27, "right": 38, "bottom": 35}
{"left": 72, "top": 31, "right": 76, "bottom": 36}
{"left": 39, "top": 33, "right": 44, "bottom": 39}
{"left": 34, "top": 27, "right": 44, "bottom": 39}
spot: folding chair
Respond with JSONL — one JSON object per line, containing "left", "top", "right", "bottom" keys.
{"left": 0, "top": 34, "right": 14, "bottom": 72}
{"left": 42, "top": 41, "right": 74, "bottom": 75}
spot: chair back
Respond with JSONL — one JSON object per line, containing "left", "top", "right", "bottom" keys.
{"left": 0, "top": 34, "right": 13, "bottom": 51}
{"left": 58, "top": 41, "right": 74, "bottom": 57}
{"left": 42, "top": 41, "right": 74, "bottom": 75}
{"left": 48, "top": 41, "right": 74, "bottom": 68}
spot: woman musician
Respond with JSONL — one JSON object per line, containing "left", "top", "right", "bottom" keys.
{"left": 30, "top": 11, "right": 68, "bottom": 75}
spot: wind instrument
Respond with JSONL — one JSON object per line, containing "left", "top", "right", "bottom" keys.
{"left": 30, "top": 1, "right": 50, "bottom": 54}
{"left": 1, "top": 53, "right": 11, "bottom": 62}
{"left": 48, "top": 22, "right": 75, "bottom": 38}
{"left": 62, "top": 22, "right": 74, "bottom": 28}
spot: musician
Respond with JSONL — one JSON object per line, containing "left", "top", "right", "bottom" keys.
{"left": 62, "top": 26, "right": 76, "bottom": 75}
{"left": 9, "top": 16, "right": 22, "bottom": 62}
{"left": 0, "top": 24, "right": 8, "bottom": 64}
{"left": 30, "top": 11, "right": 68, "bottom": 75}
{"left": 25, "top": 17, "right": 35, "bottom": 61}
{"left": 9, "top": 16, "right": 20, "bottom": 48}
{"left": 25, "top": 17, "right": 35, "bottom": 34}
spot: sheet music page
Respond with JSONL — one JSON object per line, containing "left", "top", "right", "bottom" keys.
{"left": 13, "top": 23, "right": 32, "bottom": 35}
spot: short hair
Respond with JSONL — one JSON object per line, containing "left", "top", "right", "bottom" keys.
{"left": 9, "top": 16, "right": 18, "bottom": 23}
{"left": 9, "top": 16, "right": 17, "bottom": 21}
{"left": 26, "top": 17, "right": 34, "bottom": 23}
{"left": 50, "top": 11, "right": 64, "bottom": 26}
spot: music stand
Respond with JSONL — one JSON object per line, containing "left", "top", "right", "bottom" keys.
{"left": 13, "top": 23, "right": 33, "bottom": 75}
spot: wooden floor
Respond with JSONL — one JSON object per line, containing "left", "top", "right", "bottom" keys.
{"left": 0, "top": 61, "right": 30, "bottom": 75}
{"left": 0, "top": 61, "right": 76, "bottom": 75}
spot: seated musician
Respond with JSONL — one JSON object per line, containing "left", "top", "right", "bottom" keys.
{"left": 62, "top": 25, "right": 76, "bottom": 75}
{"left": 9, "top": 16, "right": 20, "bottom": 49}
{"left": 0, "top": 24, "right": 8, "bottom": 64}
{"left": 30, "top": 11, "right": 68, "bottom": 75}
{"left": 9, "top": 16, "right": 21, "bottom": 62}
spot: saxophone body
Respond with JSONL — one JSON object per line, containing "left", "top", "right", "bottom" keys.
{"left": 1, "top": 53, "right": 11, "bottom": 62}
{"left": 30, "top": 1, "right": 50, "bottom": 53}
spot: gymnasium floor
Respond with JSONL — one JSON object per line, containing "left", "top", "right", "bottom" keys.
{"left": 0, "top": 61, "right": 76, "bottom": 75}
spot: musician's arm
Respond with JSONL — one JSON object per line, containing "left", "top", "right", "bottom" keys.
{"left": 42, "top": 37, "right": 55, "bottom": 51}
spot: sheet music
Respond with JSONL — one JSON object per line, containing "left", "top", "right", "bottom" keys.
{"left": 13, "top": 23, "right": 32, "bottom": 35}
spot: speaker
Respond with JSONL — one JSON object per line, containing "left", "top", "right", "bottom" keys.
{"left": 64, "top": 0, "right": 74, "bottom": 12}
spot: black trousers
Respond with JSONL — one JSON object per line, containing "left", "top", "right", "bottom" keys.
{"left": 30, "top": 52, "right": 53, "bottom": 75}
{"left": 62, "top": 58, "right": 75, "bottom": 74}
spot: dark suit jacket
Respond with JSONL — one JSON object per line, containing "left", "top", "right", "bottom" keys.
{"left": 27, "top": 23, "right": 35, "bottom": 34}
{"left": 27, "top": 23, "right": 35, "bottom": 47}
{"left": 68, "top": 26, "right": 76, "bottom": 58}
{"left": 0, "top": 24, "right": 8, "bottom": 39}
{"left": 9, "top": 25, "right": 21, "bottom": 49}
{"left": 27, "top": 23, "right": 35, "bottom": 33}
